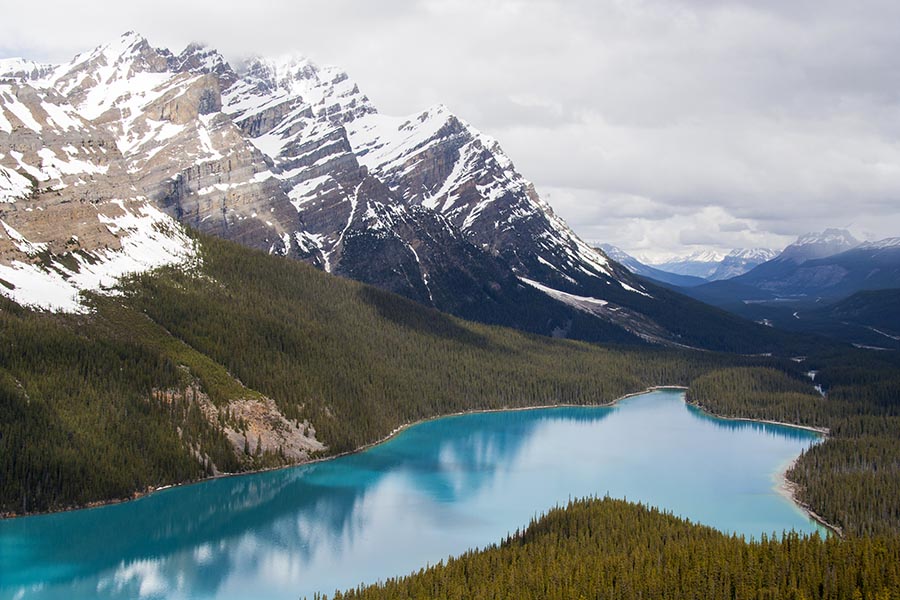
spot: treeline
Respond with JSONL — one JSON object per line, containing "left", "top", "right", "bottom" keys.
{"left": 119, "top": 234, "right": 769, "bottom": 454}
{"left": 325, "top": 497, "right": 900, "bottom": 600}
{"left": 687, "top": 358, "right": 900, "bottom": 537}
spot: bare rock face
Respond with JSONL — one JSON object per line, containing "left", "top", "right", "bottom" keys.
{"left": 154, "top": 73, "right": 222, "bottom": 124}
{"left": 0, "top": 82, "right": 139, "bottom": 262}
{"left": 169, "top": 42, "right": 238, "bottom": 90}
{"left": 199, "top": 394, "right": 325, "bottom": 463}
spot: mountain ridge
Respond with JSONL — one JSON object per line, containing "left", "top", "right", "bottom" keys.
{"left": 0, "top": 31, "right": 791, "bottom": 351}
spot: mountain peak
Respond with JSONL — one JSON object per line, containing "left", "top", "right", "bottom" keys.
{"left": 88, "top": 31, "right": 159, "bottom": 66}
{"left": 243, "top": 54, "right": 319, "bottom": 86}
{"left": 858, "top": 237, "right": 900, "bottom": 250}
{"left": 171, "top": 41, "right": 237, "bottom": 87}
{"left": 726, "top": 248, "right": 778, "bottom": 260}
{"left": 779, "top": 228, "right": 859, "bottom": 264}
{"left": 706, "top": 248, "right": 779, "bottom": 281}
{"left": 224, "top": 51, "right": 376, "bottom": 137}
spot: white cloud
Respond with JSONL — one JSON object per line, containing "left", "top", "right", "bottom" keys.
{"left": 3, "top": 0, "right": 899, "bottom": 259}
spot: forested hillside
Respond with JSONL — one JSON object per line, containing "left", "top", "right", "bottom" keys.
{"left": 326, "top": 497, "right": 900, "bottom": 600}
{"left": 1, "top": 233, "right": 787, "bottom": 515}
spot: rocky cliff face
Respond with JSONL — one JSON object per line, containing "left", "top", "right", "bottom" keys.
{"left": 1, "top": 32, "right": 759, "bottom": 348}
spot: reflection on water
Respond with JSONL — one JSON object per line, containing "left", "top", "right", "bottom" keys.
{"left": 0, "top": 390, "right": 823, "bottom": 600}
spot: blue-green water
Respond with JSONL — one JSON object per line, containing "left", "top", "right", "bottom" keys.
{"left": 1, "top": 389, "right": 824, "bottom": 599}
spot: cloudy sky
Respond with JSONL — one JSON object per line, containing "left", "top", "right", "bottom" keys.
{"left": 3, "top": 0, "right": 899, "bottom": 261}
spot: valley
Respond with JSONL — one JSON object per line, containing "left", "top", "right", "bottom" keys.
{"left": 1, "top": 26, "right": 899, "bottom": 600}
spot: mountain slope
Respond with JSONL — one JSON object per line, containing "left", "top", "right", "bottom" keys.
{"left": 0, "top": 32, "right": 800, "bottom": 352}
{"left": 752, "top": 288, "right": 900, "bottom": 350}
{"left": 0, "top": 76, "right": 197, "bottom": 312}
{"left": 816, "top": 287, "right": 900, "bottom": 338}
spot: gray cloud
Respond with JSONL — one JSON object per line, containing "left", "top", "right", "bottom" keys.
{"left": 2, "top": 0, "right": 899, "bottom": 260}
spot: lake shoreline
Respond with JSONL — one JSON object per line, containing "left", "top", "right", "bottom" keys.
{"left": 0, "top": 386, "right": 682, "bottom": 520}
{"left": 684, "top": 400, "right": 840, "bottom": 537}
{"left": 775, "top": 457, "right": 843, "bottom": 538}
{"left": 1, "top": 384, "right": 829, "bottom": 536}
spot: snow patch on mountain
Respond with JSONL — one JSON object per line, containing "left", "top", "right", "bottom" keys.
{"left": 0, "top": 202, "right": 196, "bottom": 312}
{"left": 0, "top": 165, "right": 32, "bottom": 202}
{"left": 858, "top": 237, "right": 900, "bottom": 249}
{"left": 520, "top": 277, "right": 608, "bottom": 309}
{"left": 1, "top": 88, "right": 43, "bottom": 132}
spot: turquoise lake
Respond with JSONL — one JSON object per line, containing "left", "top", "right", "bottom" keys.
{"left": 0, "top": 389, "right": 825, "bottom": 599}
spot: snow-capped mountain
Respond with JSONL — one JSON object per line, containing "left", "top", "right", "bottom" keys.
{"left": 0, "top": 62, "right": 197, "bottom": 312}
{"left": 651, "top": 247, "right": 779, "bottom": 282}
{"left": 597, "top": 244, "right": 707, "bottom": 287}
{"left": 776, "top": 228, "right": 859, "bottom": 264}
{"left": 680, "top": 231, "right": 900, "bottom": 312}
{"left": 857, "top": 237, "right": 900, "bottom": 250}
{"left": 0, "top": 32, "right": 777, "bottom": 349}
{"left": 715, "top": 229, "right": 862, "bottom": 293}
{"left": 707, "top": 248, "right": 779, "bottom": 281}
{"left": 651, "top": 250, "right": 726, "bottom": 279}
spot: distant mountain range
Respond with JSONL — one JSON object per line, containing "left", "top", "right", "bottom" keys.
{"left": 600, "top": 245, "right": 778, "bottom": 285}
{"left": 650, "top": 248, "right": 780, "bottom": 281}
{"left": 0, "top": 32, "right": 791, "bottom": 352}
{"left": 682, "top": 230, "right": 900, "bottom": 306}
{"left": 651, "top": 250, "right": 727, "bottom": 279}
{"left": 673, "top": 230, "right": 900, "bottom": 347}
{"left": 597, "top": 230, "right": 899, "bottom": 349}
{"left": 597, "top": 245, "right": 707, "bottom": 288}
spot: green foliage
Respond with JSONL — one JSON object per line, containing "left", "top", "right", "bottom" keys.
{"left": 328, "top": 497, "right": 900, "bottom": 600}
{"left": 688, "top": 367, "right": 828, "bottom": 426}
{"left": 0, "top": 299, "right": 218, "bottom": 514}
